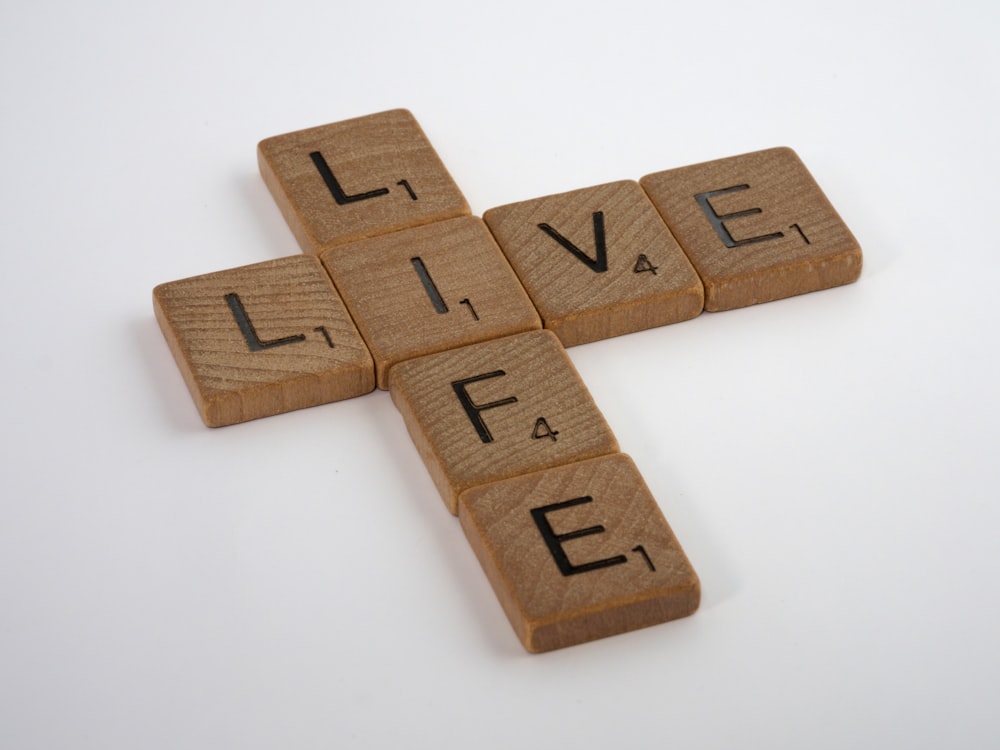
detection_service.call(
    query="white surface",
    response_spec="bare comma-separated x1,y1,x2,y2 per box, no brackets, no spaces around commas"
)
2,1,998,747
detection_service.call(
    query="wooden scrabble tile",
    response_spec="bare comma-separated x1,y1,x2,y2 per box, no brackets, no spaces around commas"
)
153,255,374,427
321,216,542,390
640,148,862,311
258,109,470,254
483,180,704,346
389,330,619,514
459,453,699,652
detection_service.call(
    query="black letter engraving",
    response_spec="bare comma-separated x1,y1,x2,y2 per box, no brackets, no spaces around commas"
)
411,257,449,314
537,211,608,272
695,185,784,248
309,151,390,205
531,496,629,576
632,545,656,571
451,371,518,444
225,293,306,352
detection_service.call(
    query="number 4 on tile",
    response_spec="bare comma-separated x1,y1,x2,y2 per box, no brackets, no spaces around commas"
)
633,254,658,274
532,417,559,442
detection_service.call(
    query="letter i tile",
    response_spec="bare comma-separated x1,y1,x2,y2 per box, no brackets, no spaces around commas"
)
640,147,862,311
153,255,374,427
459,453,700,652
321,216,542,390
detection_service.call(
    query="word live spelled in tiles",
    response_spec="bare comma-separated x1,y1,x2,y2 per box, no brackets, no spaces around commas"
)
153,108,862,651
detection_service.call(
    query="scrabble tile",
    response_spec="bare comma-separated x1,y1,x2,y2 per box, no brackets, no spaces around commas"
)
153,255,374,427
389,330,619,514
258,109,470,254
640,148,862,311
321,216,542,390
459,453,699,652
483,180,704,346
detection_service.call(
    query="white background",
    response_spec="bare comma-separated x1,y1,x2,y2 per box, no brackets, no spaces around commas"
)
2,1,998,747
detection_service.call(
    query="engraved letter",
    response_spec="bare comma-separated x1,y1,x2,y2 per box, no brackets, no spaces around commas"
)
225,293,306,352
537,211,608,272
694,185,784,248
531,496,628,576
451,371,518,444
310,151,390,205
411,257,449,314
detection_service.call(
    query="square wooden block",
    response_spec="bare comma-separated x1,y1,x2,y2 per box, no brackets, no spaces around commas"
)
389,330,619,514
258,109,470,254
459,453,700,652
153,255,375,427
640,148,862,311
321,216,542,390
484,180,704,346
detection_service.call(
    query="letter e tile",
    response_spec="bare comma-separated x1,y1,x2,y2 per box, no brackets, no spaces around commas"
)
258,109,470,253
640,148,862,311
153,255,374,426
459,453,700,652
389,330,619,513
484,180,704,346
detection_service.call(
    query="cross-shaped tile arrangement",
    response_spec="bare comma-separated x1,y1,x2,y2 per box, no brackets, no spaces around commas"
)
153,109,862,652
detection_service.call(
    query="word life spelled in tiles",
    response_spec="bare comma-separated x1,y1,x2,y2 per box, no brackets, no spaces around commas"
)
153,108,862,651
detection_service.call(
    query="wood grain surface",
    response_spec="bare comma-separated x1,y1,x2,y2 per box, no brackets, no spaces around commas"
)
389,330,619,514
321,216,541,389
258,109,469,254
153,255,374,426
484,180,704,346
640,148,862,311
459,453,700,652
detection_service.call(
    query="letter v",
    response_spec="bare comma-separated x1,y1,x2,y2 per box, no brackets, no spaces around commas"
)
537,211,608,273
